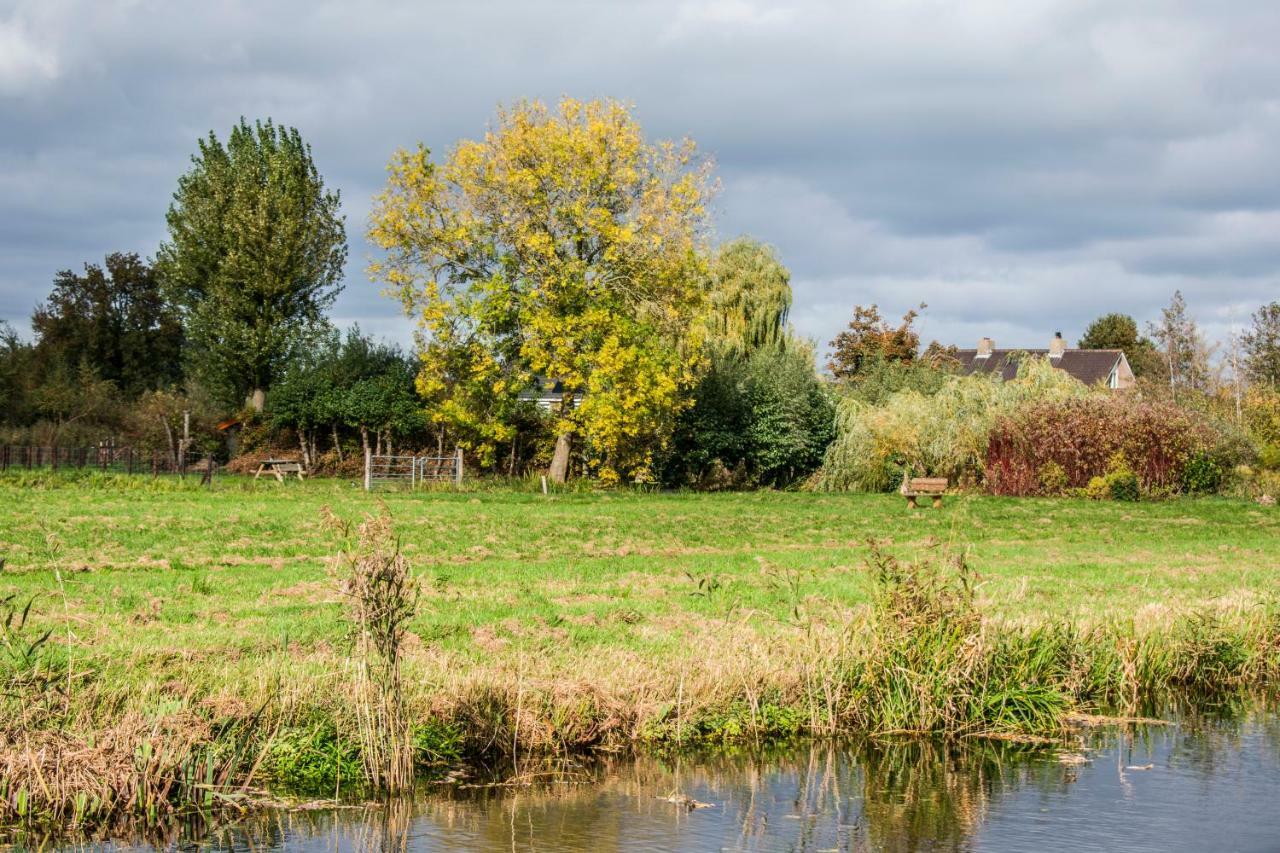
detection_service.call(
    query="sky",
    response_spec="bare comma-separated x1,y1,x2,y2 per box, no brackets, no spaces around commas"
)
2,0,1278,359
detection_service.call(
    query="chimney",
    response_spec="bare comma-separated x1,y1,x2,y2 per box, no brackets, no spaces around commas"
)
1049,331,1066,359
976,337,994,358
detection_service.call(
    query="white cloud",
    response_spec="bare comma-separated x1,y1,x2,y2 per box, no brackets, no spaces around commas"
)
0,16,58,94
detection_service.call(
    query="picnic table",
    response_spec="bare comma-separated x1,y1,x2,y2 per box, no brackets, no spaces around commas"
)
253,458,306,482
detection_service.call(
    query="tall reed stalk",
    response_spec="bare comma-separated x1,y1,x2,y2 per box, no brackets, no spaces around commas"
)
326,506,419,793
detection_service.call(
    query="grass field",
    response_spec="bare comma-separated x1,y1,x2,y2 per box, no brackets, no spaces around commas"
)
1,474,1277,829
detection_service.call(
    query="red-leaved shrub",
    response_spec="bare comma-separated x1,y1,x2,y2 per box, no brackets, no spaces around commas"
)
985,398,1217,496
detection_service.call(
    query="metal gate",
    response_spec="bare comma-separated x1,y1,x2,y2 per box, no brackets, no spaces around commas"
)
364,448,463,490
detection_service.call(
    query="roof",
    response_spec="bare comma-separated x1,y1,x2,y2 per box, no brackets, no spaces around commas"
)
954,349,1125,385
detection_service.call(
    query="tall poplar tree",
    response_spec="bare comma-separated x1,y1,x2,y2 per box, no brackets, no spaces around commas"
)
158,118,346,409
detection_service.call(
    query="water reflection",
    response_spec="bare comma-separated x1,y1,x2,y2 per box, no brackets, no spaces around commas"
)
117,705,1280,851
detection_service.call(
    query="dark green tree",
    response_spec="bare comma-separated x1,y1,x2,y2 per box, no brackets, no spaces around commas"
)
158,118,347,410
1078,312,1160,378
1242,302,1280,389
31,253,182,396
0,322,34,426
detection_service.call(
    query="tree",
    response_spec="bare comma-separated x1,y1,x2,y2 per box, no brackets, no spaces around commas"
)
1242,302,1280,389
1078,312,1160,378
705,238,791,356
158,118,347,410
0,322,34,427
28,359,117,445
369,98,713,484
272,327,423,467
31,253,182,396
1147,291,1212,399
827,304,923,380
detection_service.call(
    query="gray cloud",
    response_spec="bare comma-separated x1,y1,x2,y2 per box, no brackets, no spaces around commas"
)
2,0,1278,358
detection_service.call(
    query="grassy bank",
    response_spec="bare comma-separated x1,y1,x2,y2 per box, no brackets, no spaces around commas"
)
0,474,1277,832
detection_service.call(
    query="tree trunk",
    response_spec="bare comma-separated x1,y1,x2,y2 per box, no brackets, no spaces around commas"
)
250,388,266,413
332,424,343,462
375,431,382,457
548,432,572,484
161,418,176,468
360,426,371,459
299,433,311,470
436,427,444,456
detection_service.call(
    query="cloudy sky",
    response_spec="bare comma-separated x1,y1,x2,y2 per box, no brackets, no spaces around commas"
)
2,0,1278,358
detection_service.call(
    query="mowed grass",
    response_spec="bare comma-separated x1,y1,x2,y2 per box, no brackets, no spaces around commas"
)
0,476,1276,668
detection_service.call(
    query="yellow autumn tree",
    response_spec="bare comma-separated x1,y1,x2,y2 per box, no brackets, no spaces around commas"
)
369,98,714,483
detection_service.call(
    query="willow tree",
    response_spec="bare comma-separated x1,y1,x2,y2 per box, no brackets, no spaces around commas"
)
369,98,714,484
705,238,791,357
158,119,347,410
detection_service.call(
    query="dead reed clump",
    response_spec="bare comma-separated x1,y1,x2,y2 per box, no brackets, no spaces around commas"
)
327,506,419,793
0,713,229,828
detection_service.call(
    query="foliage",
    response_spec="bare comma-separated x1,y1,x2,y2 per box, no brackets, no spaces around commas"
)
31,253,182,396
1104,453,1141,502
663,339,833,489
158,118,347,407
834,355,955,407
827,303,923,381
27,360,118,446
1146,290,1213,399
1242,301,1280,389
1181,450,1223,495
985,398,1221,496
817,356,1088,492
704,238,791,357
1078,312,1161,378
272,327,423,466
1037,461,1068,495
0,323,34,426
369,98,713,484
741,344,836,486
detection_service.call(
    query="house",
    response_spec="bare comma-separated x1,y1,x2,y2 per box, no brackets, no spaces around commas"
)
954,333,1136,390
517,377,584,413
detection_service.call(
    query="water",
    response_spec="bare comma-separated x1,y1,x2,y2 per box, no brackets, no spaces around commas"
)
109,707,1280,851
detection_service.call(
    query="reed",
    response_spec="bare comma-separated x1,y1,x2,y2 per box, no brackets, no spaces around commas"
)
326,506,418,793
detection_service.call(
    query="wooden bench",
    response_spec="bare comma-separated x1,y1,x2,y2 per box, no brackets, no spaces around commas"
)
902,476,948,509
254,459,306,482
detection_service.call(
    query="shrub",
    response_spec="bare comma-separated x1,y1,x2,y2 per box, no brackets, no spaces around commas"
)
1180,450,1223,494
1106,469,1140,503
818,356,1087,491
1037,461,1068,495
1085,476,1110,500
1259,443,1280,471
985,397,1220,496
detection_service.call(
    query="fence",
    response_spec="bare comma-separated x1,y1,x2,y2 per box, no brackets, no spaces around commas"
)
0,445,217,481
364,448,463,491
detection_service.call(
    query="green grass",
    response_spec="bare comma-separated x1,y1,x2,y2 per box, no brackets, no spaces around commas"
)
1,477,1275,650
0,474,1277,831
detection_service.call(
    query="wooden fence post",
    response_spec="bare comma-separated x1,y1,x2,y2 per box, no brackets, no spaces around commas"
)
454,447,464,487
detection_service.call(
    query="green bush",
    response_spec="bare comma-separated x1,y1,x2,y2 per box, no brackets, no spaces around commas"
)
1259,443,1280,471
1107,468,1140,502
1180,450,1223,494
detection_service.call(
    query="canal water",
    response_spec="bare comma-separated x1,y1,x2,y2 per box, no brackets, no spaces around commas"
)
121,704,1280,851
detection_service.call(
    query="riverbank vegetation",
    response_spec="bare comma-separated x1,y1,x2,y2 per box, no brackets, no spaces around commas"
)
0,482,1276,833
